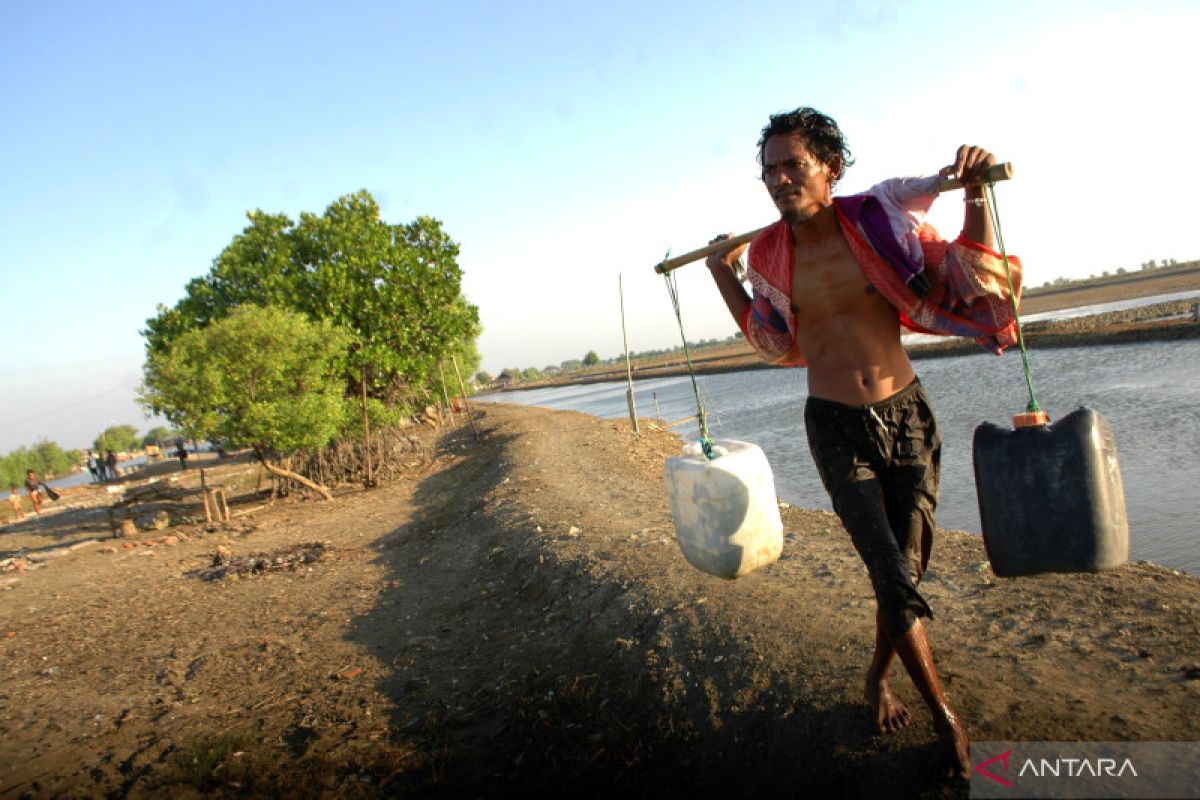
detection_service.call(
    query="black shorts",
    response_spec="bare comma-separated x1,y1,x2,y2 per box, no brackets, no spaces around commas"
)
804,378,941,639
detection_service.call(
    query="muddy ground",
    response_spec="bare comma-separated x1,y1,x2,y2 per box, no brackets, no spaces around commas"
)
2,403,1198,799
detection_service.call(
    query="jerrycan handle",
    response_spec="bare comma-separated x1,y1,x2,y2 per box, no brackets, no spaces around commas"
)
1013,411,1050,428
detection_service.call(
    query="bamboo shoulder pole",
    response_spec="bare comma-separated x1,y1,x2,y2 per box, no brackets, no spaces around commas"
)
653,162,1013,274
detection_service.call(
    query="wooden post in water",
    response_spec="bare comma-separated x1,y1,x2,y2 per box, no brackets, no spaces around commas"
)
653,392,662,421
619,273,640,434
450,355,480,441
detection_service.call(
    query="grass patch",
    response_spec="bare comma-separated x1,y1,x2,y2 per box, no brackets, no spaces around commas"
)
166,729,254,791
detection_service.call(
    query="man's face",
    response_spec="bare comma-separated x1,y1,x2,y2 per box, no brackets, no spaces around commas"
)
761,132,835,225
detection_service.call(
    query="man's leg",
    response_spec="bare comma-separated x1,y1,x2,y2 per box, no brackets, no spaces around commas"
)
806,400,930,735
891,619,970,779
872,479,937,735
828,477,933,735
880,385,968,776
867,608,911,733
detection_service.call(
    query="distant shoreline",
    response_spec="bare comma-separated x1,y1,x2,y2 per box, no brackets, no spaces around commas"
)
501,297,1200,390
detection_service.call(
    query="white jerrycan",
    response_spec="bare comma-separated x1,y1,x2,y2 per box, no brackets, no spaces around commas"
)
664,439,783,579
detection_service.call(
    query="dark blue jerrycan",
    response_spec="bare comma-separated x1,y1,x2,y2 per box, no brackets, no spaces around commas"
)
973,407,1129,577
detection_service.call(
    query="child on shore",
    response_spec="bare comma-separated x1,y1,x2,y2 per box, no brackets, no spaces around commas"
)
8,486,23,519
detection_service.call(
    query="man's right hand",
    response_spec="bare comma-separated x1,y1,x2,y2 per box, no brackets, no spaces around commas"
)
705,233,748,273
703,233,753,327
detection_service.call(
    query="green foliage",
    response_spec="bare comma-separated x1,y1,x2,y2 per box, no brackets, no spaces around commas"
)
582,350,600,367
143,191,480,405
142,426,175,447
449,338,482,388
474,370,493,385
0,440,79,488
521,367,541,381
340,395,410,441
94,424,141,454
140,305,350,456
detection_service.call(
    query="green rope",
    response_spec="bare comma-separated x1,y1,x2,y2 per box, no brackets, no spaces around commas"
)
986,183,1041,414
661,249,716,459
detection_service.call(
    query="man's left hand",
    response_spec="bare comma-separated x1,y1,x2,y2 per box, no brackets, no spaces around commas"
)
951,145,997,187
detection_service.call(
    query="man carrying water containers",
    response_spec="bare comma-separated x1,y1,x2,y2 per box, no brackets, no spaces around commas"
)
704,107,1021,781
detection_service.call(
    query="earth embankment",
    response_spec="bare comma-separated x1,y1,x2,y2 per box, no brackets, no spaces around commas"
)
2,404,1198,798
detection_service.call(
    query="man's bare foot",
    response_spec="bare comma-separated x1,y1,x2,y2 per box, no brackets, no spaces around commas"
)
865,670,912,733
931,712,971,781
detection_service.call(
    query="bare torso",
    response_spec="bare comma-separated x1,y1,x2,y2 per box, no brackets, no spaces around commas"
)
790,212,915,406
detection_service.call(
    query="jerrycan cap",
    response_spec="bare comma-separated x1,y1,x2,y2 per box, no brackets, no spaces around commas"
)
1012,410,1050,429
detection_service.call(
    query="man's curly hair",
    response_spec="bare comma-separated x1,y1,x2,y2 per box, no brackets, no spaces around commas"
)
757,107,854,186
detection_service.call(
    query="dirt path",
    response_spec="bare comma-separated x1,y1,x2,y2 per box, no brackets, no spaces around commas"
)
1,405,1198,798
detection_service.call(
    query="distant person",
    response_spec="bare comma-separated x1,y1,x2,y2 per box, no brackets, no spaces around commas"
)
176,443,189,471
86,450,101,482
8,487,23,519
105,451,118,481
23,470,43,514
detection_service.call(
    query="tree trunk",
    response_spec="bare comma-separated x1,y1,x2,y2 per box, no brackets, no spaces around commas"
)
254,448,334,502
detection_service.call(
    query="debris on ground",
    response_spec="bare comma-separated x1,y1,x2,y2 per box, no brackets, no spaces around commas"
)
189,542,328,581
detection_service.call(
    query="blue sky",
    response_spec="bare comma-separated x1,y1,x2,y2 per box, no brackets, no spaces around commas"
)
2,0,1197,453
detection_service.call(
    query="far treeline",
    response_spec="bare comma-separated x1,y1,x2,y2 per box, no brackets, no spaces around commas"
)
486,257,1200,384
477,333,746,386
91,424,182,455
0,442,78,492
140,190,479,501
0,425,183,491
1032,256,1194,289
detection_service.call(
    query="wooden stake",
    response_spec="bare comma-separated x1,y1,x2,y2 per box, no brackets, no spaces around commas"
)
619,273,640,433
438,362,456,422
450,355,480,441
362,363,374,488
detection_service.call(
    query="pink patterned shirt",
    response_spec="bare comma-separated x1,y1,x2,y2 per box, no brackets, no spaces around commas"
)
739,176,1023,367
